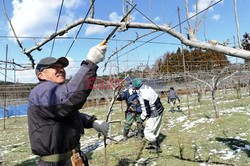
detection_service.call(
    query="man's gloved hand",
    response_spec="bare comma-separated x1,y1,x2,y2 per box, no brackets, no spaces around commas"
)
93,120,109,136
140,113,147,121
86,45,107,64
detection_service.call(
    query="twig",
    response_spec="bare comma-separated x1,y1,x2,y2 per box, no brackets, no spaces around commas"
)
2,0,35,68
103,30,156,72
103,75,129,165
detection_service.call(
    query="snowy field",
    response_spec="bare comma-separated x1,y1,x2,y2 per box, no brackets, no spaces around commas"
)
0,88,250,165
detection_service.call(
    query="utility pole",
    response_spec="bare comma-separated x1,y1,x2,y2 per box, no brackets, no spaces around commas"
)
3,45,8,129
177,7,186,73
116,49,120,77
178,6,190,116
13,59,17,122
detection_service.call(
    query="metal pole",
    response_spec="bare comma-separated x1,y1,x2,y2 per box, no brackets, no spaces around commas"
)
116,47,119,76
3,45,8,129
177,7,186,73
178,7,190,115
13,59,17,122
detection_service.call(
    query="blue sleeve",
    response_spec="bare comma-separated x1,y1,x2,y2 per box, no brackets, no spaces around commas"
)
29,60,98,119
117,90,129,101
79,112,97,128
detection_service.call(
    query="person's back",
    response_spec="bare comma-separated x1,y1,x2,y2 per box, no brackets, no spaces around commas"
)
167,88,179,100
133,78,164,153
167,87,181,112
137,84,164,118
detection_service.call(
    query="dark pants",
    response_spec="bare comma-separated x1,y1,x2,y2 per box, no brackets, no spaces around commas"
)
124,112,143,135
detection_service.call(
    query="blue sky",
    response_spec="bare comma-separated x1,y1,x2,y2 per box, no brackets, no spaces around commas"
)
0,0,249,83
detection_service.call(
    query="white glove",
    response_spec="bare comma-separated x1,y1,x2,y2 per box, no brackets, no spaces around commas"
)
140,113,147,121
86,44,107,64
93,120,109,136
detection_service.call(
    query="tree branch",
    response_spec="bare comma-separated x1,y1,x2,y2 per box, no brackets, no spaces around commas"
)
2,0,35,68
185,0,192,29
23,18,250,59
103,30,156,72
186,74,213,90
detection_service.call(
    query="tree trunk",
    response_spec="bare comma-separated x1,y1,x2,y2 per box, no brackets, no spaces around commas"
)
223,85,227,94
197,91,202,106
211,89,219,118
236,79,241,99
248,79,250,96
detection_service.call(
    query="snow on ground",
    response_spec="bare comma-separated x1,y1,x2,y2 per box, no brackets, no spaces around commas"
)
246,145,250,150
181,106,195,111
81,135,123,153
199,164,211,166
209,148,236,160
167,116,187,129
166,104,248,132
216,99,238,104
219,107,247,115
135,157,150,165
181,118,214,130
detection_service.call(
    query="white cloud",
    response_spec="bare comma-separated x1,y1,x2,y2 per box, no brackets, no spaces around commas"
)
211,14,221,21
153,16,160,22
9,0,83,39
85,25,109,36
109,12,122,21
84,12,126,36
64,57,79,78
188,11,195,18
109,12,136,22
16,56,78,83
192,0,216,12
16,69,38,83
189,0,223,18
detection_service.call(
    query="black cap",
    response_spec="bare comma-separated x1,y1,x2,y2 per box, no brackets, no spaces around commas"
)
35,57,69,76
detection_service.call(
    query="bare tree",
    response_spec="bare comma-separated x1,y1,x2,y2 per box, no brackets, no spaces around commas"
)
187,68,240,118
3,0,250,67
189,82,208,106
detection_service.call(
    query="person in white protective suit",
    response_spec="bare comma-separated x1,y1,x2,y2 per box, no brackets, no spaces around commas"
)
132,78,164,153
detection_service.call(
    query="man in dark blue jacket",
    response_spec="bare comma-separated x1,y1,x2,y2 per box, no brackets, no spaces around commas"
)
117,83,144,141
28,44,109,166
